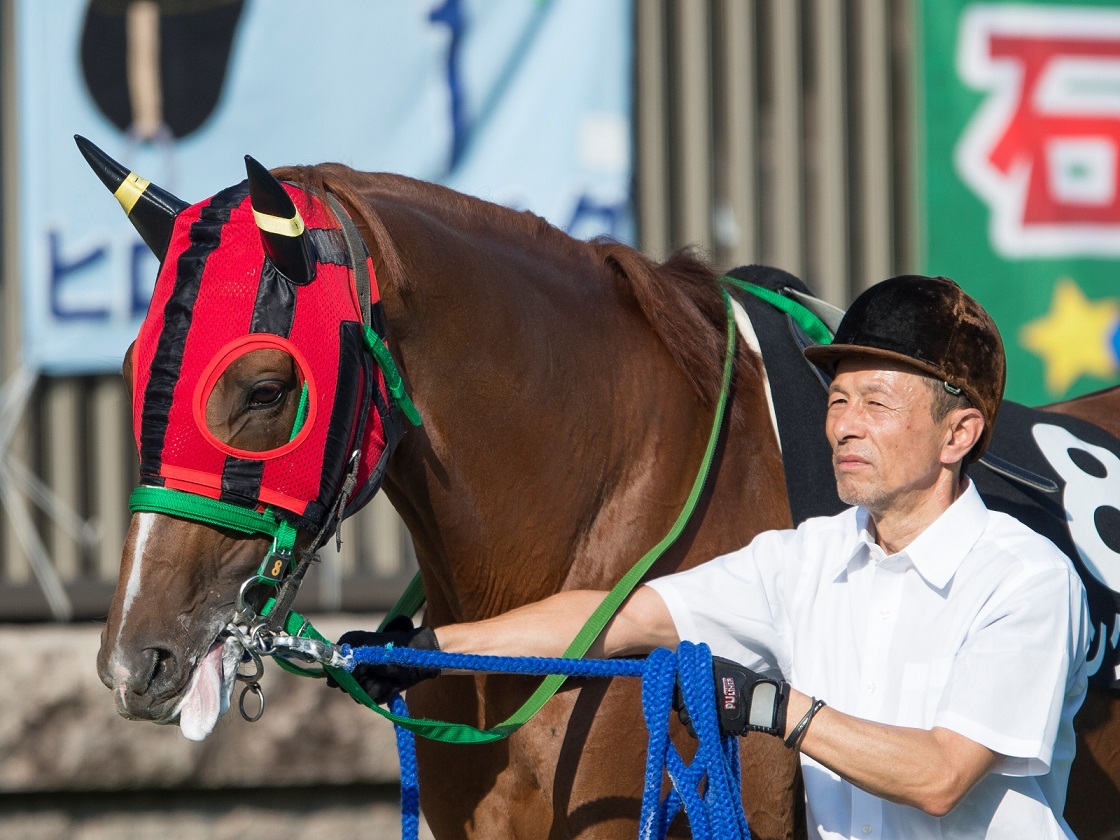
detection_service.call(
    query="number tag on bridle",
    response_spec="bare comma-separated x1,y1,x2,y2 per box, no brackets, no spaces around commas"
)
258,547,293,583
257,528,296,583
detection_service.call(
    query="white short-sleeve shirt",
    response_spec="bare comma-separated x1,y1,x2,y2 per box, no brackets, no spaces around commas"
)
646,480,1089,840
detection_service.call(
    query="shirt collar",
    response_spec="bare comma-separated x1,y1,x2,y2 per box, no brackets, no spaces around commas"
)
834,479,989,589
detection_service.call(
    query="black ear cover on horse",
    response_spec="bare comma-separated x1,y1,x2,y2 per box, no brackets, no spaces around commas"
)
74,134,189,261
245,154,316,285
330,616,441,704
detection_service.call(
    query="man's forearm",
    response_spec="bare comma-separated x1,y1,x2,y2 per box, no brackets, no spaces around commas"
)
787,690,1001,816
434,586,679,660
434,590,610,657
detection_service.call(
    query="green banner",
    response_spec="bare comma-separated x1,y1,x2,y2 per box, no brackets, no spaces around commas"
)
917,0,1120,405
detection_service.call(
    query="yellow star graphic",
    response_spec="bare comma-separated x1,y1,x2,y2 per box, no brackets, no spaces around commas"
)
1020,278,1120,395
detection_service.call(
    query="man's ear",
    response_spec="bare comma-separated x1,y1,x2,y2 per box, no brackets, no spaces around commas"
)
942,407,985,466
122,343,135,402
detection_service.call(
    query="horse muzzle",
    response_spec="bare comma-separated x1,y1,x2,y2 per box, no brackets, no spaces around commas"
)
99,632,243,738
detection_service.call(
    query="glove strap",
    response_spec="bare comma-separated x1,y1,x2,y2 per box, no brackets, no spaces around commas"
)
713,658,789,736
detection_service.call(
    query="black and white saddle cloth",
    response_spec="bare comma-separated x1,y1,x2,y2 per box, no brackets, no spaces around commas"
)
726,265,1120,690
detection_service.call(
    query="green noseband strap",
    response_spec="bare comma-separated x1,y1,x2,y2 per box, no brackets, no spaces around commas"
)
129,486,298,580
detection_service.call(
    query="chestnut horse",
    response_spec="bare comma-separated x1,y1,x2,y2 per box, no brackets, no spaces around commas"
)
81,141,1119,838
85,143,801,839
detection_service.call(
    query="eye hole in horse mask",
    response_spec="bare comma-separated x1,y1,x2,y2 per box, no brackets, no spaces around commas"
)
193,335,317,458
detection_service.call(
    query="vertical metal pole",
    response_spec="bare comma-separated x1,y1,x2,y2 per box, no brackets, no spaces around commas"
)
854,0,894,293
635,0,670,259
893,0,919,274
0,0,30,585
763,0,804,277
370,494,404,579
93,378,128,582
713,0,758,268
672,0,713,255
809,0,849,304
45,380,82,579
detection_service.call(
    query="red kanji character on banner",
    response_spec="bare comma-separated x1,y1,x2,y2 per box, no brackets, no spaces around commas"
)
957,6,1120,256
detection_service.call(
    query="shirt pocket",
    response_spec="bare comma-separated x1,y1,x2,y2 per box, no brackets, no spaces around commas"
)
898,657,953,728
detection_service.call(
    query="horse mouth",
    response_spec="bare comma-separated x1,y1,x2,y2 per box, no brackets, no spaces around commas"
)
169,634,244,740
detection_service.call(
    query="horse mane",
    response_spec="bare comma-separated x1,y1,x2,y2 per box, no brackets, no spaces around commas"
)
592,240,743,412
271,163,746,412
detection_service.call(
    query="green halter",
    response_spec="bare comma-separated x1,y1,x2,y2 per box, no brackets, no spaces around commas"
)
129,486,299,584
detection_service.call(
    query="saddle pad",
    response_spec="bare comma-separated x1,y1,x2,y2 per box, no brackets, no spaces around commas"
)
725,265,1120,688
724,266,844,526
975,402,1120,688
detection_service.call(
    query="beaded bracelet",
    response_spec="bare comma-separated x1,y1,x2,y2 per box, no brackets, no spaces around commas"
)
784,698,827,750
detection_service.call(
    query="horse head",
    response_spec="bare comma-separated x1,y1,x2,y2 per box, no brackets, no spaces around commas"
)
78,136,406,739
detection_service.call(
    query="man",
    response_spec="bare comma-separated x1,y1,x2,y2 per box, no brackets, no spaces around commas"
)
344,276,1090,839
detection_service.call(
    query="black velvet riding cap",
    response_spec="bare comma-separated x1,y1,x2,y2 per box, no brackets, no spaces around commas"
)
804,275,1006,461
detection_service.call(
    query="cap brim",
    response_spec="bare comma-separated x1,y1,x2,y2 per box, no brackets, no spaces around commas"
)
803,343,949,383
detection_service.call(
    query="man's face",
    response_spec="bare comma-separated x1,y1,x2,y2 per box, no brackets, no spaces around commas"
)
825,356,950,517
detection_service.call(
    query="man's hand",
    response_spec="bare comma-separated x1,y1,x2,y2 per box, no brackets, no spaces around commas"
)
329,616,441,704
676,656,790,738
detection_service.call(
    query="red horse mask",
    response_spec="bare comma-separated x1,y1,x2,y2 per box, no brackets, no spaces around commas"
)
78,138,406,534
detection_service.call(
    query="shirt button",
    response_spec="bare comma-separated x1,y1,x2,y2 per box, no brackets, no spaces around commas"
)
866,682,877,694
878,608,890,619
862,825,873,835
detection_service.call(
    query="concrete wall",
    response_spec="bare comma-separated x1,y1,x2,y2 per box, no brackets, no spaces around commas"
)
0,615,434,840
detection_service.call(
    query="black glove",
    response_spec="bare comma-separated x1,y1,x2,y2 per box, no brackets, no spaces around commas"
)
675,656,789,738
328,615,441,704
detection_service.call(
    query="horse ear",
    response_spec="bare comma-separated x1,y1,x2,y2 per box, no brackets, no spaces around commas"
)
245,155,314,285
75,135,189,261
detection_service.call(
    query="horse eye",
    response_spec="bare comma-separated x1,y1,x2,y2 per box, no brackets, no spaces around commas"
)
247,382,285,408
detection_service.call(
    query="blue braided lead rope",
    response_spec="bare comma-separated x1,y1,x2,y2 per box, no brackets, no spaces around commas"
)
344,641,751,840
390,692,421,837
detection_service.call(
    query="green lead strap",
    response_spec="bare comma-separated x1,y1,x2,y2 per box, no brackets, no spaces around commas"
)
377,573,428,632
264,600,516,742
488,288,739,735
274,289,740,744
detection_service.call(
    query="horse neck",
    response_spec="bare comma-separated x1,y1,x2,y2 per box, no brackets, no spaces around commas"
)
372,204,788,624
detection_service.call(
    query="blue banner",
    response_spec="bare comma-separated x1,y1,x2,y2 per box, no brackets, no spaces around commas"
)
16,0,633,373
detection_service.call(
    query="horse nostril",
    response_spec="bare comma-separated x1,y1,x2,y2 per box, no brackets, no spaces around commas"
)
128,647,176,696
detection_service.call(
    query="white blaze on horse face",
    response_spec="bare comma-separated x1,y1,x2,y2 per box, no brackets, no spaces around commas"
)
115,512,156,654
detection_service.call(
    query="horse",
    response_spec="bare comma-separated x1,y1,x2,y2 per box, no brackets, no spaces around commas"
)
81,137,802,839
77,137,1120,838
